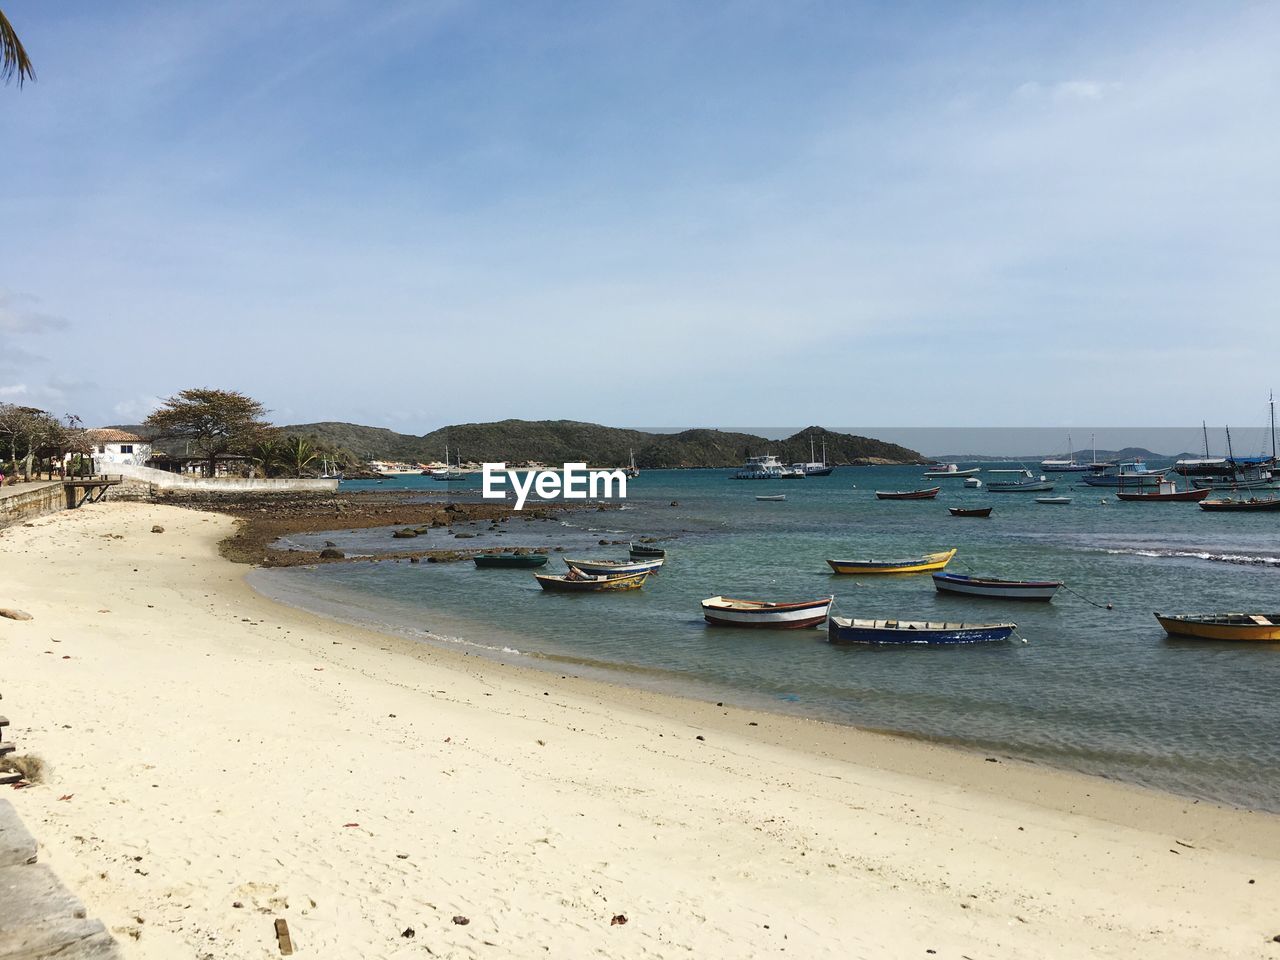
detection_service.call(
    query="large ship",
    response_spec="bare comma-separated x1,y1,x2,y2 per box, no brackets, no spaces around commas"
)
733,455,788,479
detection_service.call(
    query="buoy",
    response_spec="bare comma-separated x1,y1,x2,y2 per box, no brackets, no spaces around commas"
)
1106,602,1113,610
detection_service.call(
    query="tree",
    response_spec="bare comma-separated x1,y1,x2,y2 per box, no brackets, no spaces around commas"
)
0,404,67,479
279,435,318,478
145,388,271,478
1,8,35,87
248,436,282,479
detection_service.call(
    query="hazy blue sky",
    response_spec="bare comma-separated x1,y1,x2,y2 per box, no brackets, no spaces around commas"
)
2,1,1277,433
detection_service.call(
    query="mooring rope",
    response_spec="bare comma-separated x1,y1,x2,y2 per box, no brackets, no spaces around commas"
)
1060,581,1113,610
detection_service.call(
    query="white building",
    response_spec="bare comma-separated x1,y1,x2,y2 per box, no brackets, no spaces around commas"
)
82,428,152,468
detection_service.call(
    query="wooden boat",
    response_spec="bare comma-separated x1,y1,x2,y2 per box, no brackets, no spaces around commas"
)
756,494,787,502
827,549,956,575
922,464,981,478
629,543,666,559
535,570,650,592
828,615,1016,645
1117,480,1211,502
1199,496,1280,512
472,553,549,569
1154,612,1280,641
563,557,664,576
875,487,940,500
702,595,833,629
948,507,992,517
1035,496,1072,505
932,573,1062,601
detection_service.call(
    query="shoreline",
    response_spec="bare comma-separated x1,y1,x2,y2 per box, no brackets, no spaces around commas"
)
3,502,1279,958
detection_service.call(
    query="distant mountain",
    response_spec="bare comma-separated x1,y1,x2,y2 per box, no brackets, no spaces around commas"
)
278,420,922,468
929,448,1198,462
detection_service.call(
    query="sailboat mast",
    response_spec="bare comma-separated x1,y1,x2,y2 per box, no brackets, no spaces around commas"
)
1271,392,1276,462
1202,421,1210,458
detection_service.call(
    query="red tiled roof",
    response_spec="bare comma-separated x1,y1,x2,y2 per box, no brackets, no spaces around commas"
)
83,428,145,444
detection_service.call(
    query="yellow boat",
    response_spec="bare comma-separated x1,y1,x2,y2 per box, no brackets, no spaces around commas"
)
826,548,957,576
1154,613,1280,641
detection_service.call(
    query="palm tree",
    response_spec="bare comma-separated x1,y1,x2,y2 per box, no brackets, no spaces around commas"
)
249,438,282,479
1,8,36,87
280,436,318,479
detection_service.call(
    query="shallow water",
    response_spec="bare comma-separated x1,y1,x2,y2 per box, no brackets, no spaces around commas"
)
252,466,1280,811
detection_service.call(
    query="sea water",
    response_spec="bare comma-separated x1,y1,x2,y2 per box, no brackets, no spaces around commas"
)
251,466,1280,811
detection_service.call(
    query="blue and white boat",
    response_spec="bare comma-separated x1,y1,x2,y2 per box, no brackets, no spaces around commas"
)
564,557,664,576
827,616,1017,645
932,573,1062,601
1080,460,1166,488
733,455,788,480
986,469,1054,493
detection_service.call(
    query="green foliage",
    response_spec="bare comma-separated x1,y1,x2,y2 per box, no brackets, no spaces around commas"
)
145,388,271,477
279,435,318,478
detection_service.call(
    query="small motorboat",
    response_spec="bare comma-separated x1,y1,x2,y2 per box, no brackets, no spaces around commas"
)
563,557,664,576
1154,612,1280,641
756,494,787,502
701,595,834,629
922,464,981,478
828,616,1016,645
1199,496,1280,512
535,569,650,592
875,487,941,500
932,573,1062,601
827,549,957,575
473,553,549,569
965,477,982,488
1116,480,1211,503
948,507,992,517
987,469,1054,493
1036,496,1072,505
629,543,666,559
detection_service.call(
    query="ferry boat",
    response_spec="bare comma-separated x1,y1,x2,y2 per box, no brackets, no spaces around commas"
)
733,455,788,480
1080,460,1166,488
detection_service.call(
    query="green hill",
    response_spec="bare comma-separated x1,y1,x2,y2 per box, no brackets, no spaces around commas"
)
279,420,922,468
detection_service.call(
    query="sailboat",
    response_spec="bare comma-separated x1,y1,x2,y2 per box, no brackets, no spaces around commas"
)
1200,410,1280,510
319,456,344,480
1041,433,1091,473
624,449,640,479
431,445,466,481
795,437,834,477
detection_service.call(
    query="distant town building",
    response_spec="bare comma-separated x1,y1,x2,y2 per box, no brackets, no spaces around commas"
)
82,428,152,467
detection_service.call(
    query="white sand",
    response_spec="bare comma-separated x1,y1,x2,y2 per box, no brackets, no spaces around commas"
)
1,502,1278,959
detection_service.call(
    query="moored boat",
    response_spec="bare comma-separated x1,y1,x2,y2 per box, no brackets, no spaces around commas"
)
986,469,1054,493
1036,496,1072,505
827,615,1016,645
875,487,940,500
826,549,956,575
701,595,834,629
1154,612,1280,641
563,557,664,576
629,543,666,559
1199,495,1280,512
473,553,549,569
535,569,650,592
922,463,981,478
1080,460,1166,488
932,572,1062,601
964,477,982,488
756,494,786,501
1116,480,1211,502
733,455,788,480
948,506,992,517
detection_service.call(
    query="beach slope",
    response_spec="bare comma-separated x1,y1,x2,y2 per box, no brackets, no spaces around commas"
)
1,502,1277,958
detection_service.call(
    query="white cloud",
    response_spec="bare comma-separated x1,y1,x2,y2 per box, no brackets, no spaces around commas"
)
112,396,165,422
0,384,29,398
0,293,70,335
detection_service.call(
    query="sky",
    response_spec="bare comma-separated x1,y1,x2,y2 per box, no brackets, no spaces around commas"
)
2,0,1278,437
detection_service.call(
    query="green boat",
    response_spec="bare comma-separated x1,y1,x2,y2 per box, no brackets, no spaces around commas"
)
472,553,549,569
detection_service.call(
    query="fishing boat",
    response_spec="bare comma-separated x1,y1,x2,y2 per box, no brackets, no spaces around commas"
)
563,557,664,576
922,463,981,478
535,569,650,592
875,487,940,500
948,506,992,517
1199,496,1280,512
826,549,956,575
986,469,1054,493
1036,496,1072,505
932,572,1062,601
628,543,666,559
701,595,834,629
827,616,1016,645
473,553,549,569
1116,480,1211,502
733,455,788,480
1183,408,1277,489
756,494,786,501
1154,612,1280,641
1080,460,1166,488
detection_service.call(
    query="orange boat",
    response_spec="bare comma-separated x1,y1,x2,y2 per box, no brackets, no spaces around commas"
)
1154,613,1280,641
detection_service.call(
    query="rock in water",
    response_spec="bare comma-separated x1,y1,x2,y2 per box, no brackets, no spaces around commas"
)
319,548,345,559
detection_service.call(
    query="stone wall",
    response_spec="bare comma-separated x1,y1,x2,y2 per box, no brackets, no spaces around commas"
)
0,482,65,529
104,463,340,497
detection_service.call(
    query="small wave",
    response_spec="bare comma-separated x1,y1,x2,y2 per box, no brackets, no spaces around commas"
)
1103,548,1280,566
414,627,523,656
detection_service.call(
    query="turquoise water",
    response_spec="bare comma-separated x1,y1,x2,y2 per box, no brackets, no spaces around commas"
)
253,466,1280,811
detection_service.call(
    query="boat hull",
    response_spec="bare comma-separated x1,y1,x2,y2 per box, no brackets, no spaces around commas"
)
473,554,549,568
629,544,666,559
826,549,957,575
701,596,833,629
828,616,1016,645
948,507,992,517
932,573,1061,601
1116,488,1211,502
875,487,940,500
1155,613,1280,641
988,480,1054,492
922,468,981,478
1199,498,1280,511
564,558,664,576
535,571,650,592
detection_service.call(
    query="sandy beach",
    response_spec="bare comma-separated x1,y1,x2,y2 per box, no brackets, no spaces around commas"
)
1,502,1278,959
